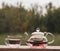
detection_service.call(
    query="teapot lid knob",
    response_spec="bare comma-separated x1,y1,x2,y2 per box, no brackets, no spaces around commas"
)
36,28,40,32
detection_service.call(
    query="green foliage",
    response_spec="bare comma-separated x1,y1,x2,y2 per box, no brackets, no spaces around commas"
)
45,2,60,33
0,2,60,33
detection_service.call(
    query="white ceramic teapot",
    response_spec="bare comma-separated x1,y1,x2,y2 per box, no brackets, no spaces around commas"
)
26,28,54,48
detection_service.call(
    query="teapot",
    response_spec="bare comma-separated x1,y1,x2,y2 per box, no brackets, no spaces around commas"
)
26,28,54,48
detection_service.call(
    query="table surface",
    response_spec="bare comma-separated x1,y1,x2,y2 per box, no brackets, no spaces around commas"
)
0,45,60,49
0,45,60,51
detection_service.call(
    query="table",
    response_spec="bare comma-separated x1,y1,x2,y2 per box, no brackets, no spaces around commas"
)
0,45,60,51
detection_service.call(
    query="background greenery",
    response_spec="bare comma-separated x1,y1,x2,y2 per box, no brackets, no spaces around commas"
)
0,2,60,45
0,2,60,33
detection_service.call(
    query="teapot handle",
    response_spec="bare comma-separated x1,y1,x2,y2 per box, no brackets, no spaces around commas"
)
45,32,55,44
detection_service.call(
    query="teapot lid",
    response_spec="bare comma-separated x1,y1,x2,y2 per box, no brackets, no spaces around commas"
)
32,28,44,35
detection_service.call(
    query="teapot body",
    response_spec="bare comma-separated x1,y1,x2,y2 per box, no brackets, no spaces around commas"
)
26,28,54,48
27,34,48,48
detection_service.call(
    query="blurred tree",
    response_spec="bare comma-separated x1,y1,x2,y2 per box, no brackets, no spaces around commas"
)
0,2,60,34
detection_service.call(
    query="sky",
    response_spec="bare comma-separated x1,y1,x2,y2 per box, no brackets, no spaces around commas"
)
0,0,60,9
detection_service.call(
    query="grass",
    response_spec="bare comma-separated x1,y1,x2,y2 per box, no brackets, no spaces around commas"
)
51,34,60,46
0,33,60,46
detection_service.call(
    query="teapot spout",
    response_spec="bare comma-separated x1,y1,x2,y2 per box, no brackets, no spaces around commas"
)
24,32,29,40
24,32,28,36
